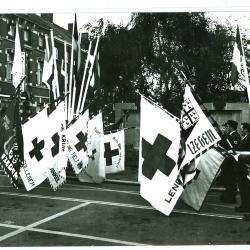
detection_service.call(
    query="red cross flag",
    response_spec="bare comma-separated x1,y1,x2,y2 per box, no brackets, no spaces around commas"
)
78,112,105,183
20,102,67,191
20,108,49,191
103,129,125,174
66,109,89,175
139,96,183,216
44,101,67,190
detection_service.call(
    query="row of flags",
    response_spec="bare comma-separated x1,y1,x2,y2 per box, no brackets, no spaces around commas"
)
0,15,124,191
0,95,125,191
139,85,223,216
0,17,249,217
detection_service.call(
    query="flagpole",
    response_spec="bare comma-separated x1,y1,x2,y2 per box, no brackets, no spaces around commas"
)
63,40,68,122
80,36,100,113
68,20,75,122
71,79,77,120
76,41,93,115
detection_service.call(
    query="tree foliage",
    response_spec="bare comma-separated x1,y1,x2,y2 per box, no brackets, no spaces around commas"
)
84,13,235,113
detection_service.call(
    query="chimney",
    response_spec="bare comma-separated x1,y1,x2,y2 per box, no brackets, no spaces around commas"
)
68,23,73,34
41,13,53,23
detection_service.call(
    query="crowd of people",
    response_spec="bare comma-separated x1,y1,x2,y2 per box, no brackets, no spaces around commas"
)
219,120,250,213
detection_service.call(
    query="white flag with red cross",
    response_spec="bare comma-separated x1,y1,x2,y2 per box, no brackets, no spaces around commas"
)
103,130,125,174
139,96,183,216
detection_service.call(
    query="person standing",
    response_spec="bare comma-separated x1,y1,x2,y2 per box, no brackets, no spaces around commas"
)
220,120,241,203
234,123,250,212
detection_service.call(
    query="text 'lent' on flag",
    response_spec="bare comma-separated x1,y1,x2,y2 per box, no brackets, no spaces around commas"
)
139,96,183,216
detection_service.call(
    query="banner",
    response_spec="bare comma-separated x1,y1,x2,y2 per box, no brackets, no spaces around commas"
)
44,101,67,190
103,130,125,174
180,85,221,169
20,108,48,190
0,95,23,187
181,148,225,211
139,96,182,216
78,112,105,183
66,110,89,175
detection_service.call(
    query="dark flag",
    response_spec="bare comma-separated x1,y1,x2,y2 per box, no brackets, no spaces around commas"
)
0,89,24,188
72,14,82,114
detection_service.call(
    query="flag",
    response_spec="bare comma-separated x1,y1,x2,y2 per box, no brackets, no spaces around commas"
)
20,108,48,190
20,102,66,191
69,14,82,116
179,85,221,169
11,23,23,88
231,26,250,104
139,96,182,216
44,101,67,190
89,52,100,89
78,112,105,183
103,129,125,174
66,109,89,175
231,25,244,88
0,90,24,187
42,33,60,101
181,148,225,211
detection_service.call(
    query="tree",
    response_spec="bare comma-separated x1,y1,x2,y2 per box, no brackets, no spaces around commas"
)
84,13,236,117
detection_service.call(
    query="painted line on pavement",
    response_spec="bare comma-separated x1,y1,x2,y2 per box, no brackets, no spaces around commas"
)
0,202,90,242
0,191,243,220
0,223,148,246
174,209,243,220
0,184,139,195
204,202,236,209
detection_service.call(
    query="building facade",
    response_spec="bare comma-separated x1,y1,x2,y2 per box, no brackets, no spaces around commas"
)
0,13,78,119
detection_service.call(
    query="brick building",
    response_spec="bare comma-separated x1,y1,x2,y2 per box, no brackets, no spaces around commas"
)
0,13,84,118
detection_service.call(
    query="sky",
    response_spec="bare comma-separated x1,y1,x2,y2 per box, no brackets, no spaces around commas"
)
53,13,132,31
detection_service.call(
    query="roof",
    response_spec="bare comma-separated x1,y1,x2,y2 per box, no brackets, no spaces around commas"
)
14,14,72,44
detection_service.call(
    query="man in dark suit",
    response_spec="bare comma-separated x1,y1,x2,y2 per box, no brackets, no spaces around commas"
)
220,120,241,203
234,123,250,212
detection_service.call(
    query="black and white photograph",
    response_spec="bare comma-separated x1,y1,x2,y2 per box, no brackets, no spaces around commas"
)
1,0,250,248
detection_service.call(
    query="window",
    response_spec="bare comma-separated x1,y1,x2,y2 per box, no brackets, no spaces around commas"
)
26,56,32,84
38,36,45,48
8,24,15,37
6,49,14,82
24,30,31,45
37,59,43,86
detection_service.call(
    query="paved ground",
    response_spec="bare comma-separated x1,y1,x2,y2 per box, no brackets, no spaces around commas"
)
0,173,249,247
